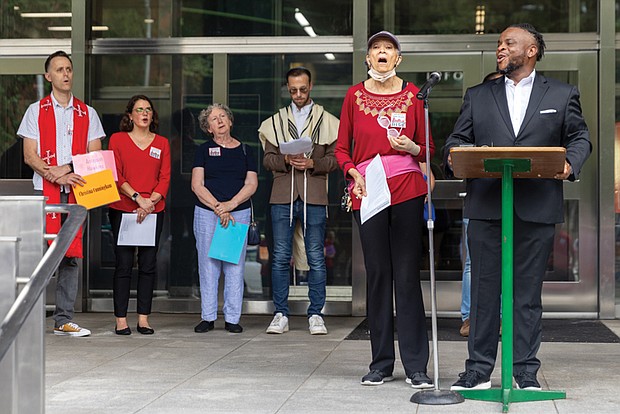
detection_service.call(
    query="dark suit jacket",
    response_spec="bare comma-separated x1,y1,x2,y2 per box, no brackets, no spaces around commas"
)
445,73,591,224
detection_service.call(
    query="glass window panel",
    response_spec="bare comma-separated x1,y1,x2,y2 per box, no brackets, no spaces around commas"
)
90,0,173,39
228,53,353,290
91,0,352,38
370,0,597,35
0,74,45,179
1,0,72,39
545,202,579,282
181,0,352,36
93,55,172,88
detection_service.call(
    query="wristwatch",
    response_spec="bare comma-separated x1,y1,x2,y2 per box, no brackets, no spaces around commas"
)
131,192,140,201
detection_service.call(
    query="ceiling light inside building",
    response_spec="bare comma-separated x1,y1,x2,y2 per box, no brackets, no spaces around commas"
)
48,26,109,32
294,8,331,60
294,8,310,27
303,26,317,37
21,12,72,18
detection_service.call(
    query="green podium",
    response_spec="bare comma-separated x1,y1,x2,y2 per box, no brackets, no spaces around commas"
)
449,147,567,413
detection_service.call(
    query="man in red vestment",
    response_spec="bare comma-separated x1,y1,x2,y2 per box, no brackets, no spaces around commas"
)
17,51,105,336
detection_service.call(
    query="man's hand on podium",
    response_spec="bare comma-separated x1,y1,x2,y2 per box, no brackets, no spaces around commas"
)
554,160,572,180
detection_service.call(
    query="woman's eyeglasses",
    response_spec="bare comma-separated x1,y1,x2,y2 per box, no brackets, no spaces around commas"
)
134,107,153,114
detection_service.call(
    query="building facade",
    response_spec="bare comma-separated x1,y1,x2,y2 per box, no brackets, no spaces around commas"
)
0,0,617,318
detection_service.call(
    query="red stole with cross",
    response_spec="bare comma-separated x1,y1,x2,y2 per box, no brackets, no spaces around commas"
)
39,95,89,258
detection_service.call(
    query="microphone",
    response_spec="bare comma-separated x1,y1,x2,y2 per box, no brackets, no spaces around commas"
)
416,72,442,100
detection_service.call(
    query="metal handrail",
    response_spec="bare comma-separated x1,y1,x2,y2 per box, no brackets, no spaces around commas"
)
0,203,87,361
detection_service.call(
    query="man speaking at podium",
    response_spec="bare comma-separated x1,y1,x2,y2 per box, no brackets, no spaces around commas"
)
444,23,591,391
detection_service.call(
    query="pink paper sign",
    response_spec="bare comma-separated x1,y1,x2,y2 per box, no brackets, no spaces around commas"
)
72,150,118,181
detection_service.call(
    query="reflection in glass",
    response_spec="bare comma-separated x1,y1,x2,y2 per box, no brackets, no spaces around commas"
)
91,0,173,39
93,55,172,88
91,0,351,38
1,0,72,39
547,201,579,281
0,75,43,179
370,0,597,35
180,0,352,37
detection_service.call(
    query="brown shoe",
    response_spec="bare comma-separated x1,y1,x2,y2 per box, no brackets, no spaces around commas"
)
459,319,470,337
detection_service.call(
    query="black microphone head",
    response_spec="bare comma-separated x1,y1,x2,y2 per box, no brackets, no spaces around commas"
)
416,71,442,100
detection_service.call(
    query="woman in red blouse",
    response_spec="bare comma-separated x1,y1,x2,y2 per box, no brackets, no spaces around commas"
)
335,31,435,388
108,95,171,335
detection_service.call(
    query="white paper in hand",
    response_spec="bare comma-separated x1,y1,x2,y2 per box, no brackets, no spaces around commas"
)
279,136,313,155
117,213,156,246
360,154,391,224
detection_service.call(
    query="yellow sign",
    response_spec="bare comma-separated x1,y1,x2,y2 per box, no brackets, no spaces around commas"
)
72,169,120,210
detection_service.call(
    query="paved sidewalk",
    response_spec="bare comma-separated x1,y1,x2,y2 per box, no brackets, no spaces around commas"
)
45,314,620,413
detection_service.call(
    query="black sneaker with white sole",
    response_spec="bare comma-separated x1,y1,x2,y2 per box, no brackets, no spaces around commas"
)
514,371,541,390
361,370,394,385
406,371,434,389
450,370,491,390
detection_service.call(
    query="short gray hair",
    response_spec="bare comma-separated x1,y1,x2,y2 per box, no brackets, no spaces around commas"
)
198,103,234,135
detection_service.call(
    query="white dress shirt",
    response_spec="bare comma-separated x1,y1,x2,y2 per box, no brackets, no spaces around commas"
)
505,69,536,136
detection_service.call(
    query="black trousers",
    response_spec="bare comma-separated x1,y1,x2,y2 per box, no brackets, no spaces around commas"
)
108,208,165,317
354,197,429,376
466,216,555,377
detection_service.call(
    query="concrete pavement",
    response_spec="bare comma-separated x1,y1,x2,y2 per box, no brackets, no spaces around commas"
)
45,314,620,413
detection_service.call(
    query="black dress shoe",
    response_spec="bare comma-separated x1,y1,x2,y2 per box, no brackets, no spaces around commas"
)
115,326,131,335
194,320,214,333
136,324,154,335
225,322,243,333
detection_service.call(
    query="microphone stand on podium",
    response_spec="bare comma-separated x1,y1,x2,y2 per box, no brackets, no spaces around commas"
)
410,73,464,406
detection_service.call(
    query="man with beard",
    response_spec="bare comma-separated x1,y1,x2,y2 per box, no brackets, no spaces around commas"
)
444,23,591,390
259,67,339,335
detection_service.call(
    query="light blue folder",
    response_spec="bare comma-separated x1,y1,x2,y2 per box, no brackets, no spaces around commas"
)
207,221,249,264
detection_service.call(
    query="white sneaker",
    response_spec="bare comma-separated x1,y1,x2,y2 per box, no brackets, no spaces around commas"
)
266,312,289,334
54,322,91,337
308,315,327,335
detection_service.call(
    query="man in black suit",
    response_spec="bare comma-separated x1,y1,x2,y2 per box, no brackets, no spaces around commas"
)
445,23,591,391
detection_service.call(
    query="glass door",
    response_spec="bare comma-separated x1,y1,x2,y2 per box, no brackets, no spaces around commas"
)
396,51,598,316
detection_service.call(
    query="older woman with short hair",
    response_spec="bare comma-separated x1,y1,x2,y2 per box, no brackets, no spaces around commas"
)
335,31,434,387
191,103,258,334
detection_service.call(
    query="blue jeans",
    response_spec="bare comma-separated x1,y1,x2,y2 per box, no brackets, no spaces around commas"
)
461,218,471,321
270,200,327,317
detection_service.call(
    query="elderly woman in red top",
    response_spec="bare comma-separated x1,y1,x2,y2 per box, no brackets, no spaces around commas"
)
108,95,171,335
335,31,434,388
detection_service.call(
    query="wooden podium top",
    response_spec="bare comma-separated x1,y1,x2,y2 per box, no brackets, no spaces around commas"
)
449,147,566,179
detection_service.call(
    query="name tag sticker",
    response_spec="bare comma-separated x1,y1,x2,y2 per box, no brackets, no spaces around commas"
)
209,147,221,157
149,147,161,159
390,113,406,128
